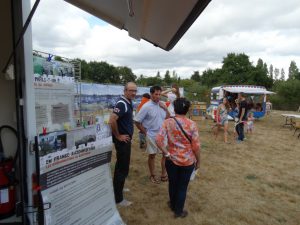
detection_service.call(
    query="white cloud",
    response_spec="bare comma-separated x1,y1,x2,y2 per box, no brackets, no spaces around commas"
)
32,0,300,79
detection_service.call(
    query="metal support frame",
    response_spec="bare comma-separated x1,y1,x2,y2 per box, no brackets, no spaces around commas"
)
2,0,40,74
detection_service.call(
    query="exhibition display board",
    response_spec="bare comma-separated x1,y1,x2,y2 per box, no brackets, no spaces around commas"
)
33,53,124,225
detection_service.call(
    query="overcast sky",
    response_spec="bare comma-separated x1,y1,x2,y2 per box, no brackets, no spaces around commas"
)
31,0,300,79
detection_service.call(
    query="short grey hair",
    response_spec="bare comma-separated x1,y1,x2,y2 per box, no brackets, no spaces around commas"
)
124,82,136,91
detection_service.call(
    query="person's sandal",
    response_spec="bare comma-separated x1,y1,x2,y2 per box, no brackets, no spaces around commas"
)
150,175,160,184
161,175,168,182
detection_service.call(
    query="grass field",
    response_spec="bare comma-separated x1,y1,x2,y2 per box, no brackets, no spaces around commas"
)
112,110,300,225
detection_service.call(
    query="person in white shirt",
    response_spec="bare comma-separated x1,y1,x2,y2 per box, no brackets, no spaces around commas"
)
266,100,272,115
134,85,170,184
161,84,180,117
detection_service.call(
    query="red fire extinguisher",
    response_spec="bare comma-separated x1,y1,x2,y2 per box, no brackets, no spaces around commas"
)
0,125,18,219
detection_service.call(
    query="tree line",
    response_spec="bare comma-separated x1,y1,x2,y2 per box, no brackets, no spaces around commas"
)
67,53,300,111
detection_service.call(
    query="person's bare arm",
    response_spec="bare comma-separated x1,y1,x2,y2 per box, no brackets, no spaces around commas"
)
195,149,200,169
216,105,221,124
134,121,147,135
190,122,201,169
161,88,172,97
109,113,130,142
159,101,170,119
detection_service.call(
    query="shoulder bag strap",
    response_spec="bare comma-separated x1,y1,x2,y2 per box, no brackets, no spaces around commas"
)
172,117,192,143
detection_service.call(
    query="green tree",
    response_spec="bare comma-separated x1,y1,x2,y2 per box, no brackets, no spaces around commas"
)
248,59,273,88
88,61,120,83
172,70,178,81
136,74,147,86
179,79,194,89
144,76,163,86
274,68,280,80
200,68,223,87
280,68,285,81
256,58,264,69
117,66,136,84
288,60,299,80
164,70,172,84
221,53,253,84
156,71,162,79
191,71,201,82
54,55,65,62
297,72,300,80
271,79,300,110
269,64,274,80
177,76,181,83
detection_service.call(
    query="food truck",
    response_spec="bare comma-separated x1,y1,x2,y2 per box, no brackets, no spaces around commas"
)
208,85,275,120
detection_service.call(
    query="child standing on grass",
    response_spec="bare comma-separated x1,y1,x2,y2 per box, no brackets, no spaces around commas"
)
247,112,254,134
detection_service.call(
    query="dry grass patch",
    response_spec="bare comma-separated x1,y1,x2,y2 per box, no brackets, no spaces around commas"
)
112,110,300,225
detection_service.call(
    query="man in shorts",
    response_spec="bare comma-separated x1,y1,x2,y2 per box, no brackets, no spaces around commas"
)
134,85,170,184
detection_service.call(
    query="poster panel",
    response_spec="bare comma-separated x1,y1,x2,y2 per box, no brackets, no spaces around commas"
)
38,122,124,225
34,82,75,133
32,53,124,224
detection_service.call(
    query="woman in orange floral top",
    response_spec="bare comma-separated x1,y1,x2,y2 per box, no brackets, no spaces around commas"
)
156,98,200,218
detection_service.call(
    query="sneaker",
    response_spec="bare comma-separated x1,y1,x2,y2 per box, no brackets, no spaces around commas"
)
174,210,188,218
236,140,242,144
117,199,132,207
123,188,130,192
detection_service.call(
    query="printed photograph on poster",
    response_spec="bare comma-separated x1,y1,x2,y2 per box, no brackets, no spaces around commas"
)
33,54,75,84
51,103,70,124
71,126,97,149
39,131,67,157
35,83,75,133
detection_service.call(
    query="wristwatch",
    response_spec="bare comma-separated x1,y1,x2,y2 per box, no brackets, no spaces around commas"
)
164,152,170,158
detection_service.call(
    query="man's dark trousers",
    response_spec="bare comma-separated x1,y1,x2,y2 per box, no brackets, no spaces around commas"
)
236,122,245,141
113,140,131,203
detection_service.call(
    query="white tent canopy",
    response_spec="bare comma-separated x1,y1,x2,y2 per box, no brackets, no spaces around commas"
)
212,85,275,95
65,0,211,51
222,85,275,94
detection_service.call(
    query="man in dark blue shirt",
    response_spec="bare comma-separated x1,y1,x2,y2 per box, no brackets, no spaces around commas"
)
109,82,137,207
236,92,248,142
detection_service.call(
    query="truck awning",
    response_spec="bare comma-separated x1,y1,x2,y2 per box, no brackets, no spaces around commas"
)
222,86,275,95
65,0,211,51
